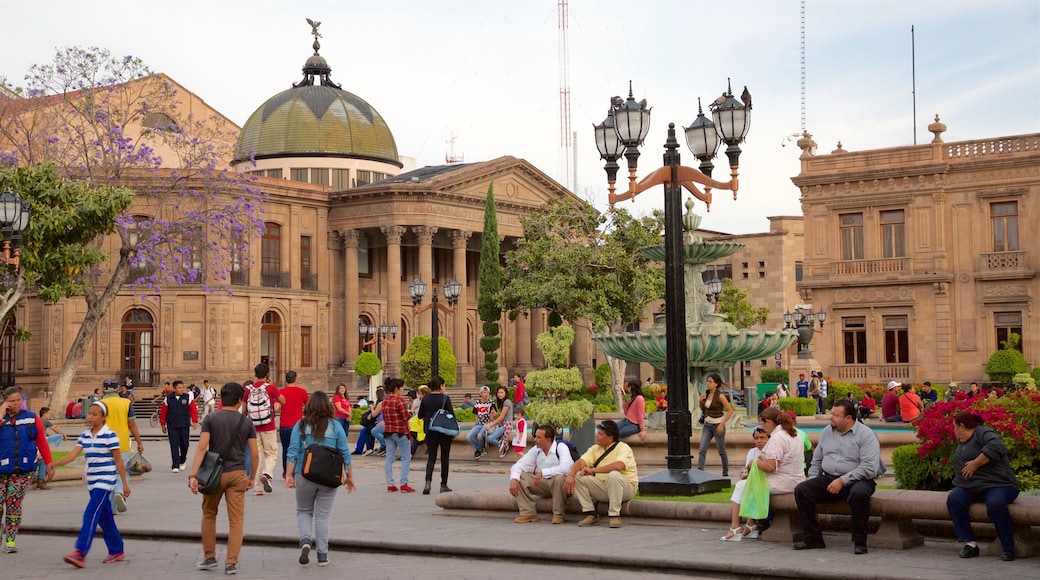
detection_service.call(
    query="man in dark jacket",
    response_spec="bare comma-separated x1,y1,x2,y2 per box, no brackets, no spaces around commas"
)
160,380,199,472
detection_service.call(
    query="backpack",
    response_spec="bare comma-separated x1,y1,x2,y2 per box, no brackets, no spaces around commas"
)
246,382,273,425
554,438,581,462
360,409,376,428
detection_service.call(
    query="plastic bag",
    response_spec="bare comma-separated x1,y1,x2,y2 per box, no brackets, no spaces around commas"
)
739,461,770,519
125,451,153,475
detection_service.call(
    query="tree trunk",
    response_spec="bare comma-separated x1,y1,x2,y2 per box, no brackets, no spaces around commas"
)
0,271,26,325
607,353,627,411
48,257,131,409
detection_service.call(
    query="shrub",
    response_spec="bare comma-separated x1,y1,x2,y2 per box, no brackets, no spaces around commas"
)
526,399,594,430
1013,372,1036,390
526,367,585,398
353,352,382,377
644,400,657,414
760,368,789,384
400,335,457,388
593,364,612,390
1018,470,1040,491
778,398,817,416
595,403,617,413
984,333,1028,383
892,444,937,490
453,408,475,423
1033,367,1040,385
827,381,864,408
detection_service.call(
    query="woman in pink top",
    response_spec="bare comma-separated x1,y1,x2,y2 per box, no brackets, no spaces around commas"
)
331,384,352,440
616,380,646,440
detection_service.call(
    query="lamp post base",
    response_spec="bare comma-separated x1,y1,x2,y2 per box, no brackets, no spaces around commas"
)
638,468,732,496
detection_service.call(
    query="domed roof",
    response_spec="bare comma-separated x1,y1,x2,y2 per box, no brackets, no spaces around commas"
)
234,27,401,167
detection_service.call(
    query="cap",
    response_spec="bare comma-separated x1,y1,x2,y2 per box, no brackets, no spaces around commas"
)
887,380,901,390
479,385,491,393
102,378,120,391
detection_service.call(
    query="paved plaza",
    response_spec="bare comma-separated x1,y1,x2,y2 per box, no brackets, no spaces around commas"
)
6,429,1037,579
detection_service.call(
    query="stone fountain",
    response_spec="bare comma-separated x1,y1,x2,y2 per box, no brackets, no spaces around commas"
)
593,199,797,493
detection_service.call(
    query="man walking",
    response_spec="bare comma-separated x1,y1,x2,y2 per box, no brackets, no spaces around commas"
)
244,363,280,495
565,420,638,528
277,371,308,479
189,382,258,576
100,379,144,513
793,399,883,555
509,424,574,524
160,380,199,473
200,380,217,419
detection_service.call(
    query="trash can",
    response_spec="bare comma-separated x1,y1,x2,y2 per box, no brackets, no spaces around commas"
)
745,385,758,418
570,413,596,455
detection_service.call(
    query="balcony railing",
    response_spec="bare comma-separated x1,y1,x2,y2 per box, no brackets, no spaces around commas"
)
832,364,916,383
261,270,291,288
831,258,912,277
301,272,318,290
981,250,1026,271
230,269,249,286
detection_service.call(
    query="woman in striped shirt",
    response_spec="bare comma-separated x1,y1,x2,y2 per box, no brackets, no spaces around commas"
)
52,401,131,568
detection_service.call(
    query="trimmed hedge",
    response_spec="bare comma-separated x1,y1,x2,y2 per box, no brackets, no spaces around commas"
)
778,398,817,416
760,368,789,384
892,443,937,490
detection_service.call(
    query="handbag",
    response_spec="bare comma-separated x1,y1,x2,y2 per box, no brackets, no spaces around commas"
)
428,396,461,436
301,443,346,488
408,414,426,442
739,461,770,519
196,451,225,495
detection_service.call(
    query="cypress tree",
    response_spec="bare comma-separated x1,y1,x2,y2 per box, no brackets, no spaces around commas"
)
478,182,503,387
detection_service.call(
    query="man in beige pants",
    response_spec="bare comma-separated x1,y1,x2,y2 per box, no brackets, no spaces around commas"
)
509,424,574,524
565,420,638,528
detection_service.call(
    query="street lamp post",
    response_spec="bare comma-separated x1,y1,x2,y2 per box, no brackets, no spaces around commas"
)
0,188,31,268
358,318,398,362
784,306,827,359
595,80,750,492
409,278,462,380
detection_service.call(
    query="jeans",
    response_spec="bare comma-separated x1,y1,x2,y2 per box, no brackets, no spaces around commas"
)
201,470,249,565
353,426,371,453
336,418,351,444
817,395,826,415
279,426,294,477
795,474,876,546
295,474,339,556
37,435,64,479
616,418,640,439
947,485,1019,553
372,423,386,449
486,425,506,448
467,424,487,451
167,425,190,469
697,423,730,475
76,487,123,556
384,433,412,486
424,432,452,485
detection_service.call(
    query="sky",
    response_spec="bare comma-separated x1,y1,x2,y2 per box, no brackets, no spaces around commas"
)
1,0,1038,234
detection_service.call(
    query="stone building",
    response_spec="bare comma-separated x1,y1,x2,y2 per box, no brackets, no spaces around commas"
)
791,123,1039,384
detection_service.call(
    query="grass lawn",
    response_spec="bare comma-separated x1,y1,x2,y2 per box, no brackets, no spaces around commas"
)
52,450,72,469
636,484,897,504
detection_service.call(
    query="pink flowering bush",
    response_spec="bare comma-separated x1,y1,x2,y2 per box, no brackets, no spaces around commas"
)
911,389,1040,488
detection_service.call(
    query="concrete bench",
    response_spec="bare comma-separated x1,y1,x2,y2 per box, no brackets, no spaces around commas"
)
761,488,1040,558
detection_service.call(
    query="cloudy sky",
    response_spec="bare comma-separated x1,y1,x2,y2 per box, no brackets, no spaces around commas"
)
1,0,1037,234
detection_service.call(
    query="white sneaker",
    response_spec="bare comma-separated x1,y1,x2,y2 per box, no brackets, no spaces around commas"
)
114,493,127,513
180,463,187,470
172,467,179,473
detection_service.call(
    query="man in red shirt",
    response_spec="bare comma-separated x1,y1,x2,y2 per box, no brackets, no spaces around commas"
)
512,374,527,407
277,370,308,479
244,363,280,495
881,381,901,422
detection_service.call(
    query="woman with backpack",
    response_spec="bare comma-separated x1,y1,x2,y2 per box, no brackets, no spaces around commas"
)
285,391,354,567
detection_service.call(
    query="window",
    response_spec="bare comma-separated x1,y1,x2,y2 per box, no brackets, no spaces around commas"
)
702,264,733,282
758,261,765,268
127,215,154,281
142,112,178,132
758,271,765,278
265,169,283,179
742,262,748,269
357,170,373,186
332,169,350,189
995,311,1023,352
261,311,281,383
795,261,803,282
261,223,288,287
183,242,204,283
300,236,316,290
991,202,1019,252
840,213,864,260
231,241,248,286
880,210,905,258
0,316,15,388
373,172,389,183
884,315,909,363
311,168,329,186
300,326,312,368
358,233,371,277
290,168,308,182
842,316,867,364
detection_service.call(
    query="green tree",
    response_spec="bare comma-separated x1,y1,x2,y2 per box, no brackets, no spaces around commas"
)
984,333,1028,383
477,182,503,387
400,335,457,388
501,198,664,409
353,351,382,378
525,327,594,429
0,164,133,322
716,278,769,329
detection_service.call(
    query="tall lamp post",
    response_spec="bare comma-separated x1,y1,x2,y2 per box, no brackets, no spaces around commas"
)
409,278,462,380
0,189,31,268
595,80,750,492
358,319,398,362
784,306,826,359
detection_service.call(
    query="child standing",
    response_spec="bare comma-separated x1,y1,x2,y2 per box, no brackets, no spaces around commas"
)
511,407,527,455
52,401,131,568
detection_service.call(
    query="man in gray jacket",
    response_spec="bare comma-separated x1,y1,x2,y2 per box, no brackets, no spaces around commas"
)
509,424,574,524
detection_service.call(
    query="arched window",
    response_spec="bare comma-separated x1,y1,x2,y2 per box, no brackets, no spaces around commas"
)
261,223,288,287
0,316,15,388
122,309,154,386
261,310,281,383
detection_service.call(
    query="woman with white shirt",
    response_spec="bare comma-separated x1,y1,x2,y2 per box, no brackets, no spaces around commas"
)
721,406,806,541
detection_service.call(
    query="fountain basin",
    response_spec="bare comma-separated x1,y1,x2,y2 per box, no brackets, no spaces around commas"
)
593,327,798,368
641,240,746,263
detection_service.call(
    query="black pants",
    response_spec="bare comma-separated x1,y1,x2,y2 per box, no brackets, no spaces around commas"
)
424,432,452,485
167,425,190,468
794,474,876,546
279,426,293,477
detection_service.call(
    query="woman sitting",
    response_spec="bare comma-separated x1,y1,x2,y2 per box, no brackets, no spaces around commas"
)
721,407,806,541
946,410,1019,561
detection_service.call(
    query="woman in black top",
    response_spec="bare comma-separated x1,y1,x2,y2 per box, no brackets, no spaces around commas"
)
417,376,453,495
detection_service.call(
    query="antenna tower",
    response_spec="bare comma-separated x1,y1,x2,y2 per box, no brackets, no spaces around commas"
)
558,0,574,192
445,133,464,164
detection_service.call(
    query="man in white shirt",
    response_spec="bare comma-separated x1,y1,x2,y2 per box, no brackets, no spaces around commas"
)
509,424,574,524
200,380,217,419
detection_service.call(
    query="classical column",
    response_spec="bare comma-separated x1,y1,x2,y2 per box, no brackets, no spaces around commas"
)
381,225,406,367
515,310,532,373
340,229,360,366
573,321,593,379
450,230,472,373
414,226,437,337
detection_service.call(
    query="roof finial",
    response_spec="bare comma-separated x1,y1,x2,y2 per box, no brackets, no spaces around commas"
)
306,18,322,54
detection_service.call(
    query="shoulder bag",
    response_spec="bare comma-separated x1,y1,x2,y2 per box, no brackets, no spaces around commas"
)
301,427,346,488
428,395,461,437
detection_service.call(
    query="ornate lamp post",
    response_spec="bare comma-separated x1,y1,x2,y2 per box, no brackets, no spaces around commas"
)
0,189,30,268
409,278,462,379
595,80,750,491
358,318,398,363
705,276,723,311
784,306,827,359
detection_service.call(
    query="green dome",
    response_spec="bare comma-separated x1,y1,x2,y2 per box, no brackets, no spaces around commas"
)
235,84,401,166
